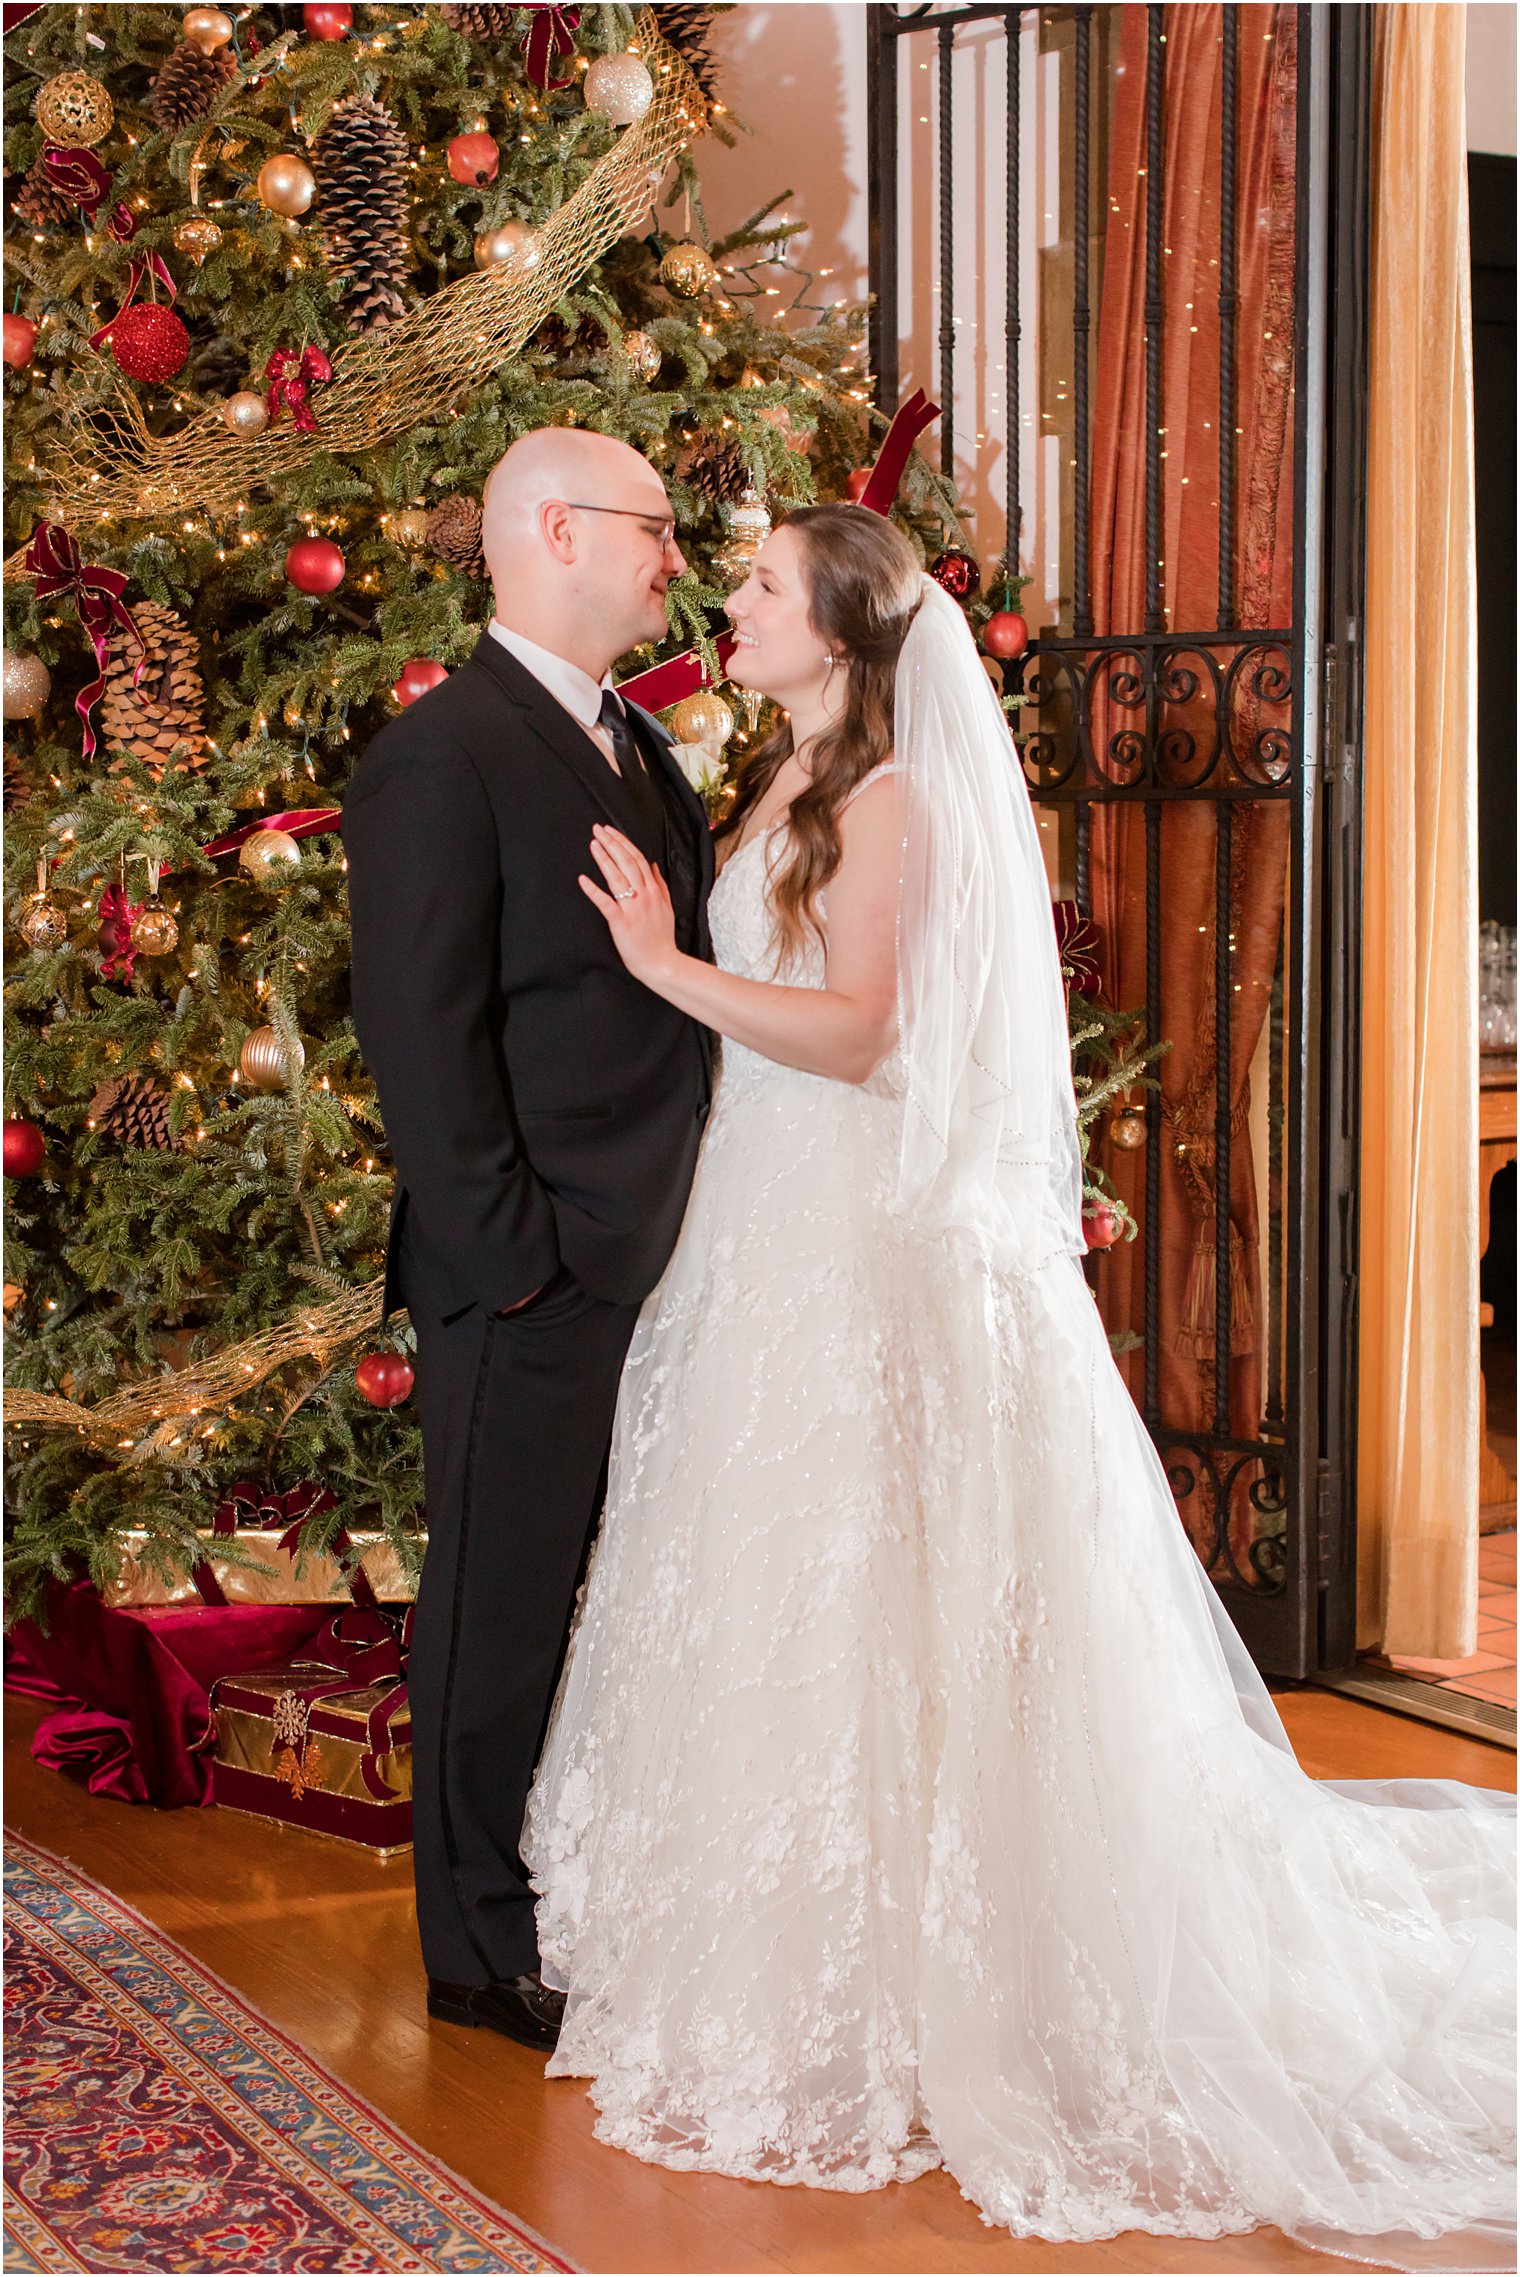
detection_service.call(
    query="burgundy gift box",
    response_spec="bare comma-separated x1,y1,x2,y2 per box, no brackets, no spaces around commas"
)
210,1607,412,1855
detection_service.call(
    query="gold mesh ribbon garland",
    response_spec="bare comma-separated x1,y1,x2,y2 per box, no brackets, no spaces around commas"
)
4,1280,386,1462
10,13,706,547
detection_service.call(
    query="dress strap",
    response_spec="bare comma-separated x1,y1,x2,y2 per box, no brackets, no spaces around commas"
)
840,762,899,810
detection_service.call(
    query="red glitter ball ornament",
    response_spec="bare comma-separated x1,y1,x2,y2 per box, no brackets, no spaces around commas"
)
448,131,500,186
393,658,448,708
109,305,190,384
285,536,346,593
929,548,981,604
303,0,352,35
3,1119,45,1178
355,1351,415,1408
3,314,37,369
1083,1202,1122,1252
982,609,1028,660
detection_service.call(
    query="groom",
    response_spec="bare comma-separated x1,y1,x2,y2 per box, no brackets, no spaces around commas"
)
344,430,714,2048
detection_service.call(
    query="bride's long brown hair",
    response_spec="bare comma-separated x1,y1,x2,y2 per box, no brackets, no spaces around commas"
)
714,504,924,967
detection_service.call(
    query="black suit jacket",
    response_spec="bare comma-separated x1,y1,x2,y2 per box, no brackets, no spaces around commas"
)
343,631,715,1319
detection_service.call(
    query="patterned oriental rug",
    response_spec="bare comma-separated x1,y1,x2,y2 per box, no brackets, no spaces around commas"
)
3,1835,575,2275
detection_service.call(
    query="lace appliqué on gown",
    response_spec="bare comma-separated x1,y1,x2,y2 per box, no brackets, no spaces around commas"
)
523,801,1516,2256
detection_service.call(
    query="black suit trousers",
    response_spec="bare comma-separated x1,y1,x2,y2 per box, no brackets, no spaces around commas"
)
407,1257,641,1986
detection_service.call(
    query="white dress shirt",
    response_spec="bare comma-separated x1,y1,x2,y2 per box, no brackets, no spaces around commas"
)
487,619,623,773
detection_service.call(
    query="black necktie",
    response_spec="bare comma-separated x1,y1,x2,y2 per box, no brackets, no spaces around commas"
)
598,687,664,837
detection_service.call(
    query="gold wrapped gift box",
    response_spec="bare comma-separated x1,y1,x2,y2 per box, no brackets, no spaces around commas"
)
101,1527,423,1608
211,1660,412,1854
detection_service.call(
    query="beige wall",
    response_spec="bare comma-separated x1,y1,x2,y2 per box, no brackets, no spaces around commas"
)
1465,1,1517,152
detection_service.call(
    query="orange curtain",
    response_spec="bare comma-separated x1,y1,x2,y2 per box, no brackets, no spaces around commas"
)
1356,6,1479,1661
1088,6,1298,1567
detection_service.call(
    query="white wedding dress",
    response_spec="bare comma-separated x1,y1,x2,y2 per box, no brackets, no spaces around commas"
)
523,608,1515,2268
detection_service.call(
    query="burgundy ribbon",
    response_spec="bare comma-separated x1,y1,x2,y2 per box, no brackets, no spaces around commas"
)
87,250,178,353
24,522,144,761
40,144,110,212
200,809,342,863
96,883,142,981
263,346,334,435
1054,900,1103,999
522,4,580,89
192,1479,340,1607
618,390,942,716
288,1605,412,1799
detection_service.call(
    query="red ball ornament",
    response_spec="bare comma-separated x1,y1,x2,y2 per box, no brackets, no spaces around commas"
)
929,548,981,604
303,0,352,35
844,468,872,504
982,609,1028,660
108,303,191,384
3,1119,45,1178
3,314,37,369
448,131,500,187
393,658,448,708
355,1351,415,1408
285,536,346,594
1083,1202,1122,1253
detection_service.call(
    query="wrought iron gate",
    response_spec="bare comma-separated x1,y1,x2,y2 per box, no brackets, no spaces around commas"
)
866,2,1371,1676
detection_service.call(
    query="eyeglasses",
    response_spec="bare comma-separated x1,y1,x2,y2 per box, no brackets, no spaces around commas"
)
559,501,678,550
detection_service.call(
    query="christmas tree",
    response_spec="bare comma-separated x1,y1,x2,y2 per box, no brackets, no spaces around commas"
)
2,1,955,1623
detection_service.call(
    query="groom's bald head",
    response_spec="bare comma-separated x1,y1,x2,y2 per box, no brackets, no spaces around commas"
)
481,429,683,678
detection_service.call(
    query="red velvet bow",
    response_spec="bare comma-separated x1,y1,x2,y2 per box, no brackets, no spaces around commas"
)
87,250,178,354
522,4,580,89
290,1605,412,1799
40,144,110,211
1054,900,1103,999
23,521,144,761
212,1478,338,1537
263,345,334,434
96,883,142,981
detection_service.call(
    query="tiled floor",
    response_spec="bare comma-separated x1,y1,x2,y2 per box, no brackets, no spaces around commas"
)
1379,1529,1517,1709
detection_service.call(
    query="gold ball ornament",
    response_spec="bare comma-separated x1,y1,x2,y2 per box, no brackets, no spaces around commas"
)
669,691,734,749
174,216,223,265
583,50,655,126
715,487,772,581
257,153,316,219
182,5,234,51
221,389,269,438
35,70,114,148
130,900,180,957
240,1025,304,1093
3,651,51,721
17,893,68,954
473,220,542,272
660,241,718,298
238,827,302,885
621,329,662,382
388,507,432,547
1110,1107,1147,1150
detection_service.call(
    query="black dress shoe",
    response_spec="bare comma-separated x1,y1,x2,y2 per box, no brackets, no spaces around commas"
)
426,1973,565,2050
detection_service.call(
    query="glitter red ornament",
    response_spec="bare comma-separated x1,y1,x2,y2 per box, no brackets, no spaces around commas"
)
929,548,981,604
982,609,1028,660
1083,1202,1122,1252
284,536,346,593
393,659,448,707
3,314,37,369
447,131,500,186
303,0,352,35
355,1351,415,1407
108,302,190,383
3,1118,45,1178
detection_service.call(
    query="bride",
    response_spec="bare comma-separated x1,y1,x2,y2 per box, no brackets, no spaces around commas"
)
521,504,1515,2267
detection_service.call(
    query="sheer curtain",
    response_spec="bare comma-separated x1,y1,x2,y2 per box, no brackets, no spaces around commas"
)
1356,5,1480,1661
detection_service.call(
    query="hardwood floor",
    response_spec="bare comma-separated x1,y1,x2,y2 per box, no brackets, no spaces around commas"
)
5,1687,1512,2276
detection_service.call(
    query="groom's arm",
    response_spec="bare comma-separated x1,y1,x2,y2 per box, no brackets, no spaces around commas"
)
344,728,559,1315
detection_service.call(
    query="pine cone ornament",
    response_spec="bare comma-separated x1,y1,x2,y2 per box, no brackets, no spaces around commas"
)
88,1074,178,1152
653,5,721,99
440,3,518,37
676,433,752,506
314,97,411,336
11,155,78,229
425,494,486,578
100,601,208,778
150,40,236,134
5,746,32,812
